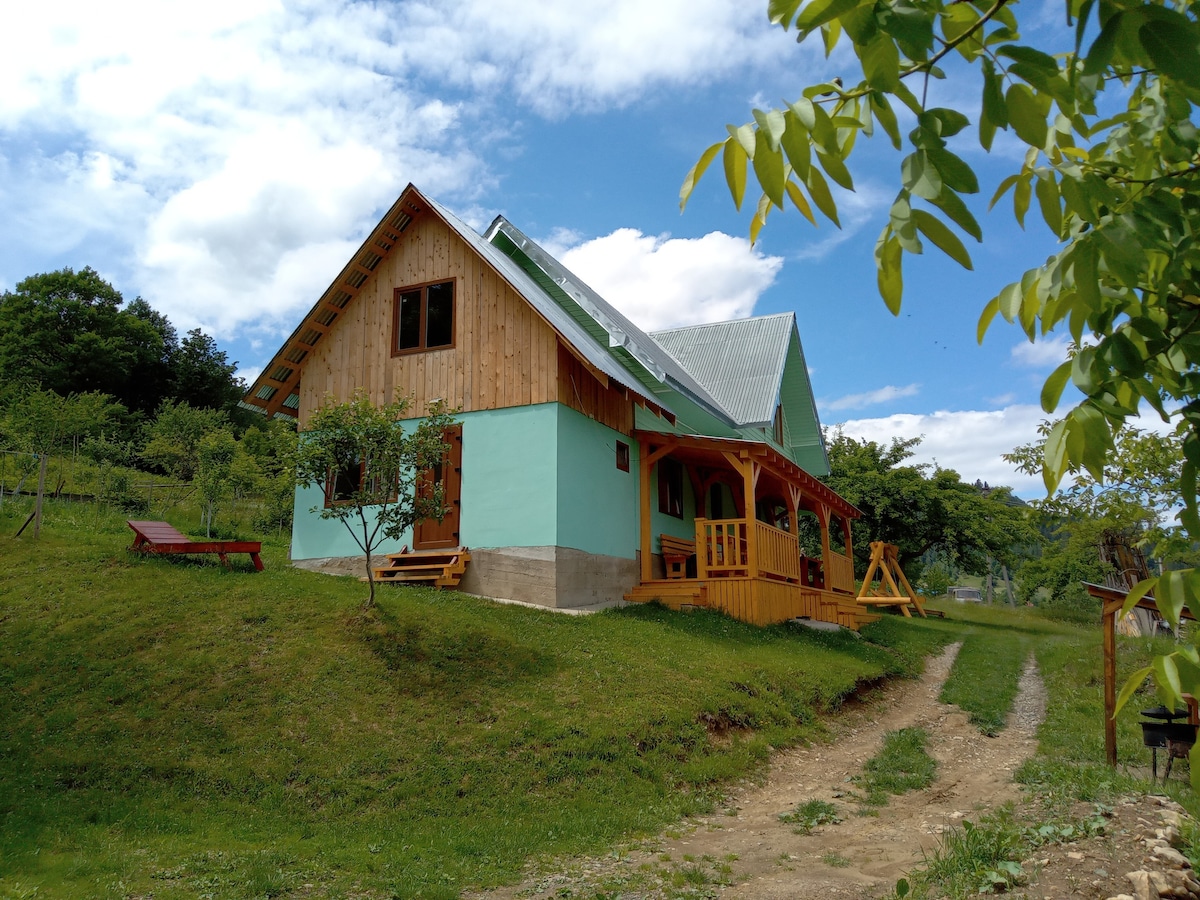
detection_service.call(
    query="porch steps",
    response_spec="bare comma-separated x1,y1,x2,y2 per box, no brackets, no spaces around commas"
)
369,547,471,588
624,580,709,610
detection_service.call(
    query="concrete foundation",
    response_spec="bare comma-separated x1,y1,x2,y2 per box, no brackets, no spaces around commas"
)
292,546,639,611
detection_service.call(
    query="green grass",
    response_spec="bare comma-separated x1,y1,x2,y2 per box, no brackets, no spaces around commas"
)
856,727,938,806
0,499,945,899
779,799,841,833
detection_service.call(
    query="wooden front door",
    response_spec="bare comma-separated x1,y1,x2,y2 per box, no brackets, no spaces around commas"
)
414,425,463,549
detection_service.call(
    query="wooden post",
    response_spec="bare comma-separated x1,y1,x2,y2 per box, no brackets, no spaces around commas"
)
740,455,757,578
1103,596,1120,767
32,452,47,539
639,439,652,583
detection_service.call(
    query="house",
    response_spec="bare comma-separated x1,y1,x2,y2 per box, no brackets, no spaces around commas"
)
245,184,869,627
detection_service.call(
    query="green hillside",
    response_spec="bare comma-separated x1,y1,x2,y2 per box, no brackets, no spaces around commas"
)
0,502,945,899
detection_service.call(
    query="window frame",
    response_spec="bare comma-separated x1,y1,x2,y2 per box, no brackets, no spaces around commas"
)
323,459,398,508
657,457,684,519
615,440,630,472
391,278,456,356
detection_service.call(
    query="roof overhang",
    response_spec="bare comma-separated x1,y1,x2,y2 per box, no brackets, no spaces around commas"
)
633,429,860,520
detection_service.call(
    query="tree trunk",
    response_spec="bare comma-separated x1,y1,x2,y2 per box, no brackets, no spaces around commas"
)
1002,564,1015,605
364,555,376,609
985,563,994,604
33,453,48,539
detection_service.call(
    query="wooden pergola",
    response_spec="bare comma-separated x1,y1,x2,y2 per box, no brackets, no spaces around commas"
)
1085,581,1196,766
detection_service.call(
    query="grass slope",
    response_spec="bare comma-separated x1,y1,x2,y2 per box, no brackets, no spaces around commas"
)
0,502,943,899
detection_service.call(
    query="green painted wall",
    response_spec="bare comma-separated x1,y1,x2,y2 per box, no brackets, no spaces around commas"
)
554,405,639,559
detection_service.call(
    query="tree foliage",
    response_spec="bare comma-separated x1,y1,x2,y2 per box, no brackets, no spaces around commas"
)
294,392,456,608
824,431,1036,581
0,267,246,418
685,0,1200,743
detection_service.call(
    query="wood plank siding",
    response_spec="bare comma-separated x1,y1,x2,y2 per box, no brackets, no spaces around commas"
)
297,209,633,430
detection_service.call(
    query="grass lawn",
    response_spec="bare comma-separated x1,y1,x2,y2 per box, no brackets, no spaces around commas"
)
4,500,1195,899
1,501,949,899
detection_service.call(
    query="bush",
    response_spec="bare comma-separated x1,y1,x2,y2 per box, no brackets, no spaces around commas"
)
1036,582,1098,624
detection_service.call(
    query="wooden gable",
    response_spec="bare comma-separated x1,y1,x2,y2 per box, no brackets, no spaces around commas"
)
246,186,634,433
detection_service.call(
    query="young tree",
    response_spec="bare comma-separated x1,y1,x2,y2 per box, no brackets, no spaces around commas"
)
195,430,237,538
142,400,229,481
294,391,456,609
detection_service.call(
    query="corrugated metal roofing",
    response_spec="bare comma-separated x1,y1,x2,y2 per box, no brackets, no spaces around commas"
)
482,216,734,426
651,314,795,426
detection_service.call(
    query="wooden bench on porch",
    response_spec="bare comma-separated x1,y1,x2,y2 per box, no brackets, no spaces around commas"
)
372,547,471,588
127,520,264,570
660,533,696,580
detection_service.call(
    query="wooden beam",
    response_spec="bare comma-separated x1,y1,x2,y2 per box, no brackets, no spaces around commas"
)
638,438,653,582
1103,595,1121,767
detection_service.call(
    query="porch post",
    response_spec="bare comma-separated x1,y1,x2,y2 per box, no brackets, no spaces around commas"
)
740,454,757,577
638,438,653,582
818,503,832,568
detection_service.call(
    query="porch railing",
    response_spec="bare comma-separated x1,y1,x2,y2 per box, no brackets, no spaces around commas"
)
826,549,855,593
696,518,802,582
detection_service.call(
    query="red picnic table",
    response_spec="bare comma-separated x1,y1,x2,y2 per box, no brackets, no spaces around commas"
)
127,520,264,571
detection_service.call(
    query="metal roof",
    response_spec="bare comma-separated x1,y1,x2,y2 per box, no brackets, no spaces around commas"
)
482,217,734,426
651,314,796,426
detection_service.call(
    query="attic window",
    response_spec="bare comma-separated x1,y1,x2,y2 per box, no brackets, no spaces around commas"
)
774,405,784,445
393,279,455,355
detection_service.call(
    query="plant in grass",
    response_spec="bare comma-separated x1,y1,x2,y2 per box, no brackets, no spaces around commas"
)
294,390,456,608
195,429,236,538
899,808,1027,899
855,727,937,807
779,798,842,834
822,852,851,868
939,631,1028,736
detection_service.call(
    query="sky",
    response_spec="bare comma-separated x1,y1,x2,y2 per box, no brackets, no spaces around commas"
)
0,0,1123,497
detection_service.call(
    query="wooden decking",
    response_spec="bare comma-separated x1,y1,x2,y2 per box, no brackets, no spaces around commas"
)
625,578,873,629
372,547,471,588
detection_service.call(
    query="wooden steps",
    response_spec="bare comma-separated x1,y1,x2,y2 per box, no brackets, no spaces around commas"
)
624,580,709,610
370,547,471,588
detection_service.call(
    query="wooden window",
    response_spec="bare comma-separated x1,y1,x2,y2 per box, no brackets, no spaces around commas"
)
323,460,395,507
615,440,630,472
393,279,455,354
658,458,683,518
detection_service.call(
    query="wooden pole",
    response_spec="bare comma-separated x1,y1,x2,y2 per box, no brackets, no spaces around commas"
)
1103,596,1120,767
32,452,48,539
638,439,652,583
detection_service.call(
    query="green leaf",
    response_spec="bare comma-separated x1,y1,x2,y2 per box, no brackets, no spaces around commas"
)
805,166,841,226
1014,174,1033,228
753,108,788,152
1041,360,1072,412
913,210,973,269
809,103,840,154
997,281,1022,322
1006,84,1049,148
1121,577,1157,617
927,148,978,194
723,138,748,211
816,149,854,190
989,173,1021,210
789,97,817,130
941,3,978,45
1042,417,1069,493
870,92,902,150
781,112,812,179
875,229,904,314
1139,16,1200,91
768,0,804,28
977,295,1000,343
1035,173,1063,236
997,44,1060,71
863,34,900,91
786,179,817,225
1114,666,1154,718
930,187,982,241
750,193,773,245
981,58,1008,149
902,150,943,201
795,0,864,36
728,123,756,158
679,141,723,211
1082,11,1122,77
1157,574,1188,630
889,193,922,253
1073,239,1100,311
753,129,787,209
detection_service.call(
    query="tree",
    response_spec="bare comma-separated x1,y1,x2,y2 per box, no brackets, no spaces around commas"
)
684,0,1200,739
0,268,167,414
823,431,1036,582
172,328,247,415
294,391,456,609
142,400,230,481
195,430,237,538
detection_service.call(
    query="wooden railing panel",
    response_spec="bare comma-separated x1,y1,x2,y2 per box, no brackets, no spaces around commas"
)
696,518,749,577
827,550,855,594
755,521,801,582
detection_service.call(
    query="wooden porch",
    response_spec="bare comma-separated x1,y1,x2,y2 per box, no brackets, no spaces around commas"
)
624,432,874,630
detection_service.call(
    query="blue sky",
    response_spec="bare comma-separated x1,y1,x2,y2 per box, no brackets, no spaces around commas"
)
0,0,1092,496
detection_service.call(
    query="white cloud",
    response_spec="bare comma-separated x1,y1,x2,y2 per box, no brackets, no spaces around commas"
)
825,383,921,411
1010,334,1072,369
554,229,784,331
833,405,1049,496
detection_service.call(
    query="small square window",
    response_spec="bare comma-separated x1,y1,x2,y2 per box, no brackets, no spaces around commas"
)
393,279,455,354
616,440,630,472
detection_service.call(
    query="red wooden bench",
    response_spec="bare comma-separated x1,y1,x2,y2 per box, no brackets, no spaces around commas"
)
127,520,264,571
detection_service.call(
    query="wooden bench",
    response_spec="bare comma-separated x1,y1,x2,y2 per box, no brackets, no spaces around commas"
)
127,520,264,571
659,534,696,580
